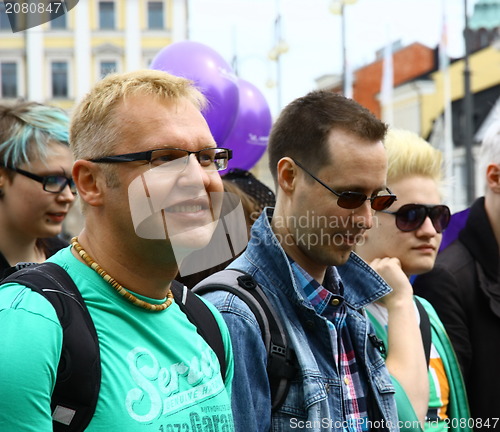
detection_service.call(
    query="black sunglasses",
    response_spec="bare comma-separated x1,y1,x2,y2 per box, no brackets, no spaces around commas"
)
12,167,77,194
381,204,451,233
89,147,232,172
292,159,397,211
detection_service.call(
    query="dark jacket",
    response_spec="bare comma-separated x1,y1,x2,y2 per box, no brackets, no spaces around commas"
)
0,236,68,277
413,197,499,423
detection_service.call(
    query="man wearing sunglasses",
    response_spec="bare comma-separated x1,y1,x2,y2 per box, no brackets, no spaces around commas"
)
414,120,500,425
356,129,470,432
0,70,235,431
200,91,400,431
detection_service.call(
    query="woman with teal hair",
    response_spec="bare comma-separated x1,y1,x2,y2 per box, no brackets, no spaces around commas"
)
356,128,470,432
0,101,76,276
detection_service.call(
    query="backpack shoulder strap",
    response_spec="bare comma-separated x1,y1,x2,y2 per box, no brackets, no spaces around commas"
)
192,269,297,412
2,262,100,432
414,296,431,367
170,280,227,381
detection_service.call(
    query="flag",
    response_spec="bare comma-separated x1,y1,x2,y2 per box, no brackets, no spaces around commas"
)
380,41,393,124
439,11,449,71
440,7,454,203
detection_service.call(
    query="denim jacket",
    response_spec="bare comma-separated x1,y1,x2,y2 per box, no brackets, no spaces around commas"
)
201,209,399,432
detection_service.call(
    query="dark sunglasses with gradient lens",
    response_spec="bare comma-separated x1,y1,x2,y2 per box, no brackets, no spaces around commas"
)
292,159,397,211
335,191,397,211
382,204,451,233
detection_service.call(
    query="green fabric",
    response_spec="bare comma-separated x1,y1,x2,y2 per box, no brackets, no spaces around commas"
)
416,296,471,432
367,297,471,432
366,309,423,432
0,247,234,432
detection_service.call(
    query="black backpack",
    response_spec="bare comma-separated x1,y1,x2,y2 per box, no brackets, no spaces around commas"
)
1,262,227,432
1,263,297,428
192,269,298,412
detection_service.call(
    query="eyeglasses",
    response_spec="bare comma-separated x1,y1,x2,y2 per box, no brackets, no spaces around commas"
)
12,167,77,194
292,159,397,211
381,204,451,233
89,147,232,172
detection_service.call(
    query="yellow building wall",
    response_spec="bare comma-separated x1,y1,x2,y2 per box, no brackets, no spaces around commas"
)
0,36,24,49
142,37,171,49
44,37,74,48
139,0,145,27
167,0,174,29
421,46,500,137
91,36,126,47
0,0,177,105
88,0,97,29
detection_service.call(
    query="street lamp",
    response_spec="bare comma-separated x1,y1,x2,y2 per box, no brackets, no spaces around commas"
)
329,0,358,97
463,0,475,204
268,13,288,112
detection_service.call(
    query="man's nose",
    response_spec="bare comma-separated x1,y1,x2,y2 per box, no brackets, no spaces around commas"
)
352,200,374,229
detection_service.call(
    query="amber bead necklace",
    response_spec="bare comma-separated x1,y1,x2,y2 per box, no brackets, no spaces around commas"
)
71,237,173,312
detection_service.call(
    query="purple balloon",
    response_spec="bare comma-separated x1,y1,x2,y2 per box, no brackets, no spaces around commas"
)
223,78,272,171
150,41,239,145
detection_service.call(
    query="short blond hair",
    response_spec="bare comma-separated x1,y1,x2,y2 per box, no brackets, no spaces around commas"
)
385,128,443,184
70,69,206,161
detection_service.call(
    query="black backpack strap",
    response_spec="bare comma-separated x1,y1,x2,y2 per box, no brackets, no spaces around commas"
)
170,281,227,381
2,262,100,432
414,297,432,367
192,269,298,412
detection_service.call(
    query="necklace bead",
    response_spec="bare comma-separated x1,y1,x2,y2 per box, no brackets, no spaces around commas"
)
71,237,173,312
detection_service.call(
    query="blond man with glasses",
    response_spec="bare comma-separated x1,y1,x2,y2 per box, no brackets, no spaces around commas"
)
0,70,235,431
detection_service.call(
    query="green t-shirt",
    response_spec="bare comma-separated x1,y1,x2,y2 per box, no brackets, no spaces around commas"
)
366,297,471,432
0,247,234,431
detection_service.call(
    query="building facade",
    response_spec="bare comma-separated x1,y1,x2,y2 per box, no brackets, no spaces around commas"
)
315,42,436,123
316,0,500,212
0,0,187,110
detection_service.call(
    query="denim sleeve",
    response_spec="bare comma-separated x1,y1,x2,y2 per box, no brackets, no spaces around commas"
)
202,290,272,432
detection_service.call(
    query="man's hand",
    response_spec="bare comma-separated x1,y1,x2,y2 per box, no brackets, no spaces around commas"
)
369,257,413,307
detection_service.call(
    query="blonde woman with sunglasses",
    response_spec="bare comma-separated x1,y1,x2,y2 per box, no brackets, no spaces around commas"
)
356,129,470,432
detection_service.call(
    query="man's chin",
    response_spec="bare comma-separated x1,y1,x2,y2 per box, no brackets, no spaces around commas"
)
330,248,354,267
169,225,217,252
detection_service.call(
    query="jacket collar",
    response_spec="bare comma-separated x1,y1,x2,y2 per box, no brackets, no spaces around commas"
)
459,197,499,281
244,208,392,310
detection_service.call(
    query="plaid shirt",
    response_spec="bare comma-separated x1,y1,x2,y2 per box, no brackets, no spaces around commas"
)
290,260,370,432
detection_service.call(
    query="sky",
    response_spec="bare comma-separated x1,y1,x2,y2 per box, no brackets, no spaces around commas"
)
188,0,479,117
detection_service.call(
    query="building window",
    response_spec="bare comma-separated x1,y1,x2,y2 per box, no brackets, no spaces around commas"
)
148,1,163,29
1,62,18,98
51,61,68,98
50,1,67,29
99,1,115,29
100,60,117,79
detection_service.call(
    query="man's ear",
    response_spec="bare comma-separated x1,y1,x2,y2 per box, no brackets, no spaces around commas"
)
276,157,298,195
73,160,106,207
486,163,500,193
